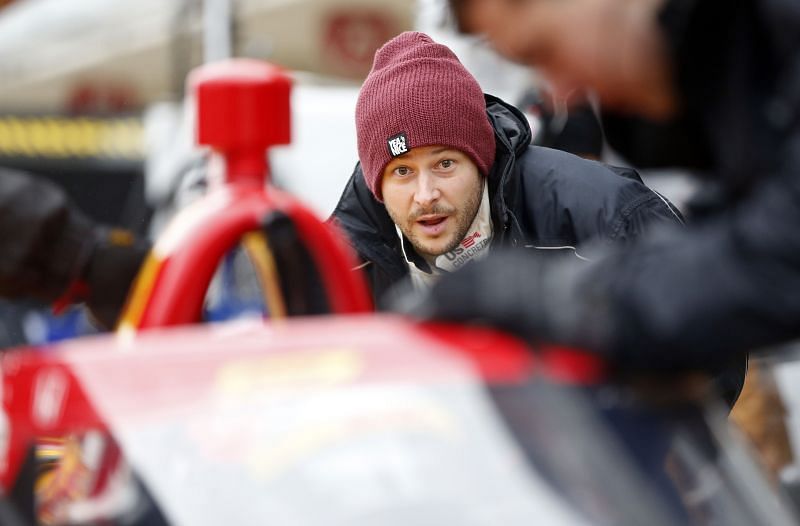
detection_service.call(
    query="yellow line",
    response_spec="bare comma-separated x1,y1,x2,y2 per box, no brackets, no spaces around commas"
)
117,253,163,332
242,232,287,319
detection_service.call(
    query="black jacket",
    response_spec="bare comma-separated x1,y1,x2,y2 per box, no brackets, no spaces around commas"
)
0,168,94,301
330,95,684,305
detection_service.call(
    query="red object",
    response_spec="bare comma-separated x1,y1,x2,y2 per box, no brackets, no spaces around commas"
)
126,185,372,329
120,59,372,329
0,351,108,491
539,345,607,386
421,323,605,386
0,315,533,490
419,322,534,382
52,280,90,315
191,59,291,185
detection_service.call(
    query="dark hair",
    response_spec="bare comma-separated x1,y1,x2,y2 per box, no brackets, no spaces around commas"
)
447,0,473,33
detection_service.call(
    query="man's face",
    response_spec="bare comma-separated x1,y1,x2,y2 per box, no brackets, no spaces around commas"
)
381,145,483,259
456,0,676,120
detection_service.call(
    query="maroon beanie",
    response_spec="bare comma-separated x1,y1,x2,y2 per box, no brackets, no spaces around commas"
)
355,32,496,201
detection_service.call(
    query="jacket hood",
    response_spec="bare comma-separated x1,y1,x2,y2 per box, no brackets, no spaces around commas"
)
485,94,532,164
483,95,531,239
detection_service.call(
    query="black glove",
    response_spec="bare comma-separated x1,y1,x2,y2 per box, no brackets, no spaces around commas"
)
0,169,149,328
83,228,149,328
392,249,748,408
0,169,95,301
392,249,614,352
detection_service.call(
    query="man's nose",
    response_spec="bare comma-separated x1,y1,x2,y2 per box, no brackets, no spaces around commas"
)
413,172,441,206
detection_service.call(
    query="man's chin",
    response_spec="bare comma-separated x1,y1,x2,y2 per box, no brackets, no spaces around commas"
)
412,239,459,260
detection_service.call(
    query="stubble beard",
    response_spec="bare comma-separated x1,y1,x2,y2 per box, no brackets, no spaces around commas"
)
392,184,483,259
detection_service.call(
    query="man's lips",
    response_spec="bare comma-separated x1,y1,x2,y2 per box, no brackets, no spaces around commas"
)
415,214,449,235
417,214,447,225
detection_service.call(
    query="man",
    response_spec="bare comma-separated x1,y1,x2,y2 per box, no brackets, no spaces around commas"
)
329,31,683,305
419,0,800,371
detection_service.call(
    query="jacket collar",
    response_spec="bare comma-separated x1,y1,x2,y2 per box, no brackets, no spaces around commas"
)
484,95,532,243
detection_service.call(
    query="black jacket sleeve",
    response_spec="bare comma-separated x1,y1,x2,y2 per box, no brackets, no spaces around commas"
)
603,136,800,367
604,165,685,244
415,137,800,371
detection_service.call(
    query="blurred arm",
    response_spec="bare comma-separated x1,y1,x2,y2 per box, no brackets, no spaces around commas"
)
415,136,800,369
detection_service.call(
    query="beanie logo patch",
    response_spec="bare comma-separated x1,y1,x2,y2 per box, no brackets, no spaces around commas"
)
387,132,409,157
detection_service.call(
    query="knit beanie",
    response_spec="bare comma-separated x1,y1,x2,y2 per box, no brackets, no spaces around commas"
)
355,32,496,201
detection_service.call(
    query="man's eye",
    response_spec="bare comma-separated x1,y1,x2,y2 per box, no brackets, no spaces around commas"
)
395,166,410,176
439,159,454,169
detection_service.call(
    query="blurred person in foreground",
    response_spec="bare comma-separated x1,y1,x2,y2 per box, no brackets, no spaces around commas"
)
407,0,800,372
442,0,800,480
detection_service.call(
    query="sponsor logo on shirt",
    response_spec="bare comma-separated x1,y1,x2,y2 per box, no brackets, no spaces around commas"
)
443,231,490,269
461,231,480,249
